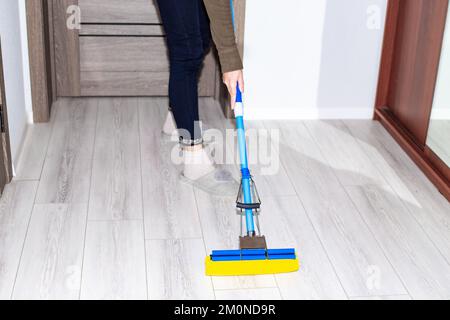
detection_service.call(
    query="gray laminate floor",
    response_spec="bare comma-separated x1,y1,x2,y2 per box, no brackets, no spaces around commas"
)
1,97,450,300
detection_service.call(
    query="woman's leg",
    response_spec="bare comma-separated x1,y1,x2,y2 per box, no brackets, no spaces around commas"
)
199,0,212,55
157,0,210,146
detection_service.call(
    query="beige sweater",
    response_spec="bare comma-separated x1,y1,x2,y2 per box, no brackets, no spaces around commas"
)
203,0,243,73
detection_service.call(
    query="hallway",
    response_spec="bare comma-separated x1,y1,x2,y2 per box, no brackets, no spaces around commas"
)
1,97,449,300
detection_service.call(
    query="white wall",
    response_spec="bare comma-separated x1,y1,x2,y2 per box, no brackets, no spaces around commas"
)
19,0,33,121
243,0,388,119
430,3,450,120
0,0,32,166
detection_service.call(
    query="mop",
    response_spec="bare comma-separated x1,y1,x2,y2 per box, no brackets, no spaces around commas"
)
204,85,299,276
205,3,300,274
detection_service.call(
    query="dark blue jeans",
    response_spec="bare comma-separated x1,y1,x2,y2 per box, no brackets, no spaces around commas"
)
156,0,212,145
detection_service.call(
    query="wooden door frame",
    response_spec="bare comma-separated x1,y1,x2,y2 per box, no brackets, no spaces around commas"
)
0,39,14,192
374,0,450,201
26,0,55,123
26,0,246,120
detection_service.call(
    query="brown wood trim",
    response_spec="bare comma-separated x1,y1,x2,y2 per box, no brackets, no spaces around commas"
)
46,0,57,103
416,0,450,145
0,40,14,189
53,0,81,96
425,146,450,184
376,0,449,146
374,0,449,202
26,0,51,122
375,107,450,201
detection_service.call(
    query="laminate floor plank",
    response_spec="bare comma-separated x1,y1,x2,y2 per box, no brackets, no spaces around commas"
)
344,121,450,264
12,203,87,300
0,181,38,299
146,239,214,300
139,98,202,239
343,121,426,206
309,120,450,299
214,288,282,300
14,103,59,181
260,196,347,300
246,120,297,197
36,98,98,204
5,97,450,301
80,220,147,300
350,295,412,300
89,98,142,220
14,123,53,181
347,185,450,299
304,121,390,187
265,120,406,297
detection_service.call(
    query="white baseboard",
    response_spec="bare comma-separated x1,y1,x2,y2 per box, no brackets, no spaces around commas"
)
27,110,33,124
11,122,30,176
244,107,375,120
430,108,450,120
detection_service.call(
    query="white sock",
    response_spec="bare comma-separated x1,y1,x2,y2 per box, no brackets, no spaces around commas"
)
183,146,215,180
162,110,177,135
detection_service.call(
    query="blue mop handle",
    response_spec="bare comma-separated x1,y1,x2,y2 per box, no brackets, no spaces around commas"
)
230,0,254,235
234,85,256,235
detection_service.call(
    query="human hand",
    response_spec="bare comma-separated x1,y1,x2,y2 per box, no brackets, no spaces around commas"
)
223,70,244,109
